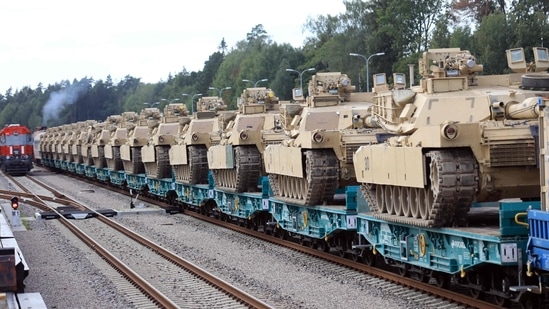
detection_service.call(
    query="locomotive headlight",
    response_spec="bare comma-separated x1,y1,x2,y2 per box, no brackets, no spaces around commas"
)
239,131,248,141
22,155,29,159
312,131,324,143
191,133,199,141
441,123,459,140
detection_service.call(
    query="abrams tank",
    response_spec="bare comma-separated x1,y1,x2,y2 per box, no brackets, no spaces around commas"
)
263,72,380,205
104,112,138,171
120,107,161,174
353,47,549,227
141,103,190,179
169,96,231,185
91,115,126,169
71,120,97,165
207,87,285,192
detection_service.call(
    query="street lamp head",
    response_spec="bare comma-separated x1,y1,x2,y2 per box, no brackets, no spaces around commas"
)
375,52,385,56
349,53,361,57
208,87,217,90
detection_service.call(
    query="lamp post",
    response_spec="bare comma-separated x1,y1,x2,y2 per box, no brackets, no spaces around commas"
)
242,79,268,87
160,98,180,109
286,68,315,95
349,52,385,92
143,102,159,108
182,93,202,114
208,86,232,97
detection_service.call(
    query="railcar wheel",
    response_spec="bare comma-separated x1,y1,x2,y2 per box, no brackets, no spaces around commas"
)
276,227,286,240
492,275,511,307
469,288,484,300
433,271,450,289
317,240,330,252
363,249,376,266
396,262,408,277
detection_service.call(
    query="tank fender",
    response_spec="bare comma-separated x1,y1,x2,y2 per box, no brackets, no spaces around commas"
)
264,144,303,177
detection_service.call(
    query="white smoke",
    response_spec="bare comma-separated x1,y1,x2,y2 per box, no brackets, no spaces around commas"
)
42,83,87,125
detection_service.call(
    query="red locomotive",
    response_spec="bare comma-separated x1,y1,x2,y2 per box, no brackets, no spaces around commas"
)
0,124,34,175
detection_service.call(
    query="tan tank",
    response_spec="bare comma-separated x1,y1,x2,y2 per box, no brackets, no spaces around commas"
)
91,115,127,169
104,112,138,171
169,96,231,185
141,103,190,179
353,47,549,227
120,107,161,174
263,72,380,205
71,120,97,164
83,121,106,167
64,122,86,163
207,87,285,192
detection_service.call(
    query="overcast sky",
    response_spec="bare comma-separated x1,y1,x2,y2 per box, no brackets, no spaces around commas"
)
0,1,346,94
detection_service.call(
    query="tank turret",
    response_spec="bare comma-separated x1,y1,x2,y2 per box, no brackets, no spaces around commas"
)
263,72,381,205
354,47,549,227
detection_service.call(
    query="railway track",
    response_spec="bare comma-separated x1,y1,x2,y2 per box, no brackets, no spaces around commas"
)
4,172,272,309
34,170,511,308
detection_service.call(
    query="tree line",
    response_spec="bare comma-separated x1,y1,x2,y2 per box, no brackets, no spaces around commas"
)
1,0,547,130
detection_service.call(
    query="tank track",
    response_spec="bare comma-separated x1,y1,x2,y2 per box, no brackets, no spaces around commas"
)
361,149,478,227
270,149,340,206
150,145,172,179
173,145,209,184
112,147,123,171
123,147,145,174
212,146,262,192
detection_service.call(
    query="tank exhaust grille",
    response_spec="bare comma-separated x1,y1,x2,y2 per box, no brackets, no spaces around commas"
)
344,144,361,164
489,140,536,166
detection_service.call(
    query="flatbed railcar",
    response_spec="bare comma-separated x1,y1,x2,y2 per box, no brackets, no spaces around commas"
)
40,152,542,307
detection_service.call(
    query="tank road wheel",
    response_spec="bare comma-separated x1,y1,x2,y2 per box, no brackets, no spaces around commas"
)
393,186,403,216
416,189,430,220
385,186,394,215
401,187,411,217
376,185,388,213
409,188,419,218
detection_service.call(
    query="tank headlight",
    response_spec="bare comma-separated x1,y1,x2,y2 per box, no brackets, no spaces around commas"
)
191,133,199,141
312,132,324,143
133,138,139,144
159,136,164,142
441,123,459,140
239,131,248,141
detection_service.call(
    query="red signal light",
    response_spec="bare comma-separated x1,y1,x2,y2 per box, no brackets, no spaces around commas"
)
10,197,19,210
